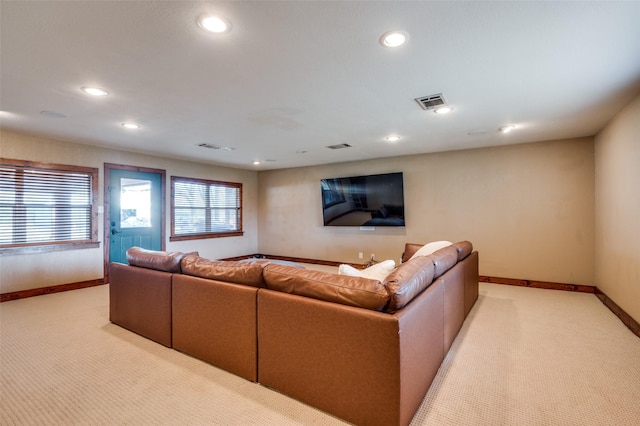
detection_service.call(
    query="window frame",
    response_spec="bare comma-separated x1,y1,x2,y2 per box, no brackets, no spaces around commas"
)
170,175,243,241
0,158,99,255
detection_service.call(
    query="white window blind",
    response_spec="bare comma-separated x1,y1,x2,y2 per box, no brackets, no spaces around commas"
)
171,176,242,240
0,159,97,249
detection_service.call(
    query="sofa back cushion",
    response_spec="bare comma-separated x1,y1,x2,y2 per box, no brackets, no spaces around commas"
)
452,241,473,261
383,256,435,313
126,247,186,273
263,264,390,311
181,254,269,288
425,246,459,278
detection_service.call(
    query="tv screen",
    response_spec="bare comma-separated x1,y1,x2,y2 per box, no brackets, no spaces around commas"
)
321,172,405,227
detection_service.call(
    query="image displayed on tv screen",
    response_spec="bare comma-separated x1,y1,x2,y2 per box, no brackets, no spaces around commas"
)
321,172,405,227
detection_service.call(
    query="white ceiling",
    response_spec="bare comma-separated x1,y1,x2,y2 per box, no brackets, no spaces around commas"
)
2,1,640,170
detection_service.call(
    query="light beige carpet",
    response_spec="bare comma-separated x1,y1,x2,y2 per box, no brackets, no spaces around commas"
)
1,282,639,425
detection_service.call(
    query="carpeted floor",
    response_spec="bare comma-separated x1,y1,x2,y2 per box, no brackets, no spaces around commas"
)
1,282,639,425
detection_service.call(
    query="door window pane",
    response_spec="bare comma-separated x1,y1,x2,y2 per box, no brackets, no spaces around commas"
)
120,178,151,228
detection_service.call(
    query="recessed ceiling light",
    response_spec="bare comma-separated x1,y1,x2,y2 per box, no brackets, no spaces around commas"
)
81,87,109,96
379,31,409,48
252,160,261,165
197,15,231,33
385,135,400,142
0,110,19,120
433,106,454,114
499,125,516,134
121,122,140,129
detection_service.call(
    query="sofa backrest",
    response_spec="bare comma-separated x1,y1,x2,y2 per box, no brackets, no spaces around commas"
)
124,242,473,314
401,241,473,264
426,246,459,279
383,256,435,313
126,247,188,273
452,241,473,261
180,254,269,288
263,264,390,311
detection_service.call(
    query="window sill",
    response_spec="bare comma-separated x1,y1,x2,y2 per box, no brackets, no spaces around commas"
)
0,241,100,256
170,231,244,242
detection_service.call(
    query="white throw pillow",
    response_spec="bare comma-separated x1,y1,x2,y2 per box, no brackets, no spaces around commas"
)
338,259,396,282
408,241,452,261
338,264,364,277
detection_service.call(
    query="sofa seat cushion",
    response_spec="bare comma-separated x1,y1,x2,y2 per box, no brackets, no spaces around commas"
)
383,256,435,313
181,254,269,288
263,264,390,311
126,247,187,273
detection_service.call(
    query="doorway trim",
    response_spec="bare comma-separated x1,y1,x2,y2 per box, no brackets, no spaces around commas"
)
104,163,166,282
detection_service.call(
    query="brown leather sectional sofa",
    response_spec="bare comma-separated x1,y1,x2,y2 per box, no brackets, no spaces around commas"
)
109,242,479,426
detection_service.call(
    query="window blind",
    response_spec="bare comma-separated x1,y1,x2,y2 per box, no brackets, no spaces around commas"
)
171,176,242,239
0,160,96,248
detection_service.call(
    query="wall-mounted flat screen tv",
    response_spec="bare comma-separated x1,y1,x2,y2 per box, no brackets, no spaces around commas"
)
321,172,405,227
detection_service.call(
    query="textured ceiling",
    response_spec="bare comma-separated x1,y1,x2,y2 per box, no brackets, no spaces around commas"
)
2,1,640,170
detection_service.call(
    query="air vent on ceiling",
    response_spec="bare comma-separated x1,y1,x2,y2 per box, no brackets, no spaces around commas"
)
197,143,221,149
326,143,352,150
197,143,234,151
415,93,447,111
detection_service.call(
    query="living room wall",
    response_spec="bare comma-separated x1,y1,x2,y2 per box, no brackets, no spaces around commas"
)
595,93,640,323
0,130,259,294
1,130,600,294
258,137,596,286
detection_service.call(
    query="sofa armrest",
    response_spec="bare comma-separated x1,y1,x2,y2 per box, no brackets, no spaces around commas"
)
462,251,479,317
401,243,424,263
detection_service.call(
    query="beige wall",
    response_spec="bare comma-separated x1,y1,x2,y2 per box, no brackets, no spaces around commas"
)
4,96,637,325
595,93,640,323
0,130,259,293
0,129,599,294
258,138,595,285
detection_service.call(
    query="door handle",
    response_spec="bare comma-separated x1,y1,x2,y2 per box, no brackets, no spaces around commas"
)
111,228,121,235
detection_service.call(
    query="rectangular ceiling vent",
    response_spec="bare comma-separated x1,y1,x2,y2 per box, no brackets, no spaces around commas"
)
197,143,221,149
197,143,234,151
326,143,352,150
415,93,447,111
